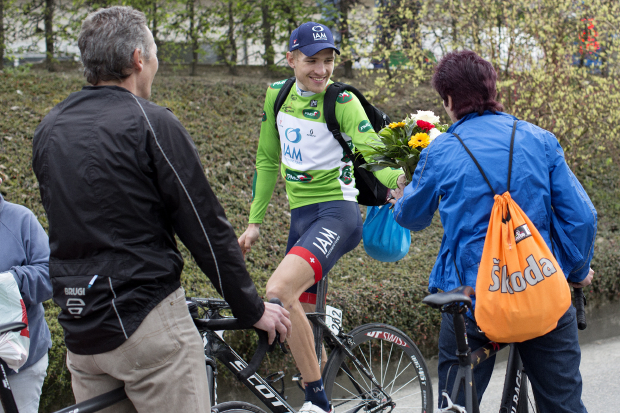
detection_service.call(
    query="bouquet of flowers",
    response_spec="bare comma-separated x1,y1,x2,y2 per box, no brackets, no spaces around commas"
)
360,110,449,183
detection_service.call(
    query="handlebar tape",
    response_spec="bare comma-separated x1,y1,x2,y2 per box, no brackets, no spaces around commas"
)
238,299,285,380
574,287,587,330
237,329,270,381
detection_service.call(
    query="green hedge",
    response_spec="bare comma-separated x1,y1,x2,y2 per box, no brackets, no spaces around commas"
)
0,67,617,412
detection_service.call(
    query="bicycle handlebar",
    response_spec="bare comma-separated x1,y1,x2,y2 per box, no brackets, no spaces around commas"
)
574,287,587,330
192,298,285,381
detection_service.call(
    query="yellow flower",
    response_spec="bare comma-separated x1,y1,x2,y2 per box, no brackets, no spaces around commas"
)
388,121,406,129
409,132,430,148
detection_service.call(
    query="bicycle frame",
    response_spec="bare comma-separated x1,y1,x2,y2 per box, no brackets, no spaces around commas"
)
200,301,394,413
202,328,295,413
442,310,529,413
0,358,127,413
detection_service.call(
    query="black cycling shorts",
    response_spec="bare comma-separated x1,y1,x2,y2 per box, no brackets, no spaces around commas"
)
285,200,362,304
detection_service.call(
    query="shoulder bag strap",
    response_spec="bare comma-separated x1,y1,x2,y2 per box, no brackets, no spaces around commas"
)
452,120,518,195
324,82,378,192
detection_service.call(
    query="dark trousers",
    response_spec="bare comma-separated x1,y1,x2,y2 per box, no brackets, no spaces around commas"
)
437,306,587,412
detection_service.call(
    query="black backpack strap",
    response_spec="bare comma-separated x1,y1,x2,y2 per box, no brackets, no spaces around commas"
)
452,132,496,196
452,119,519,196
273,77,296,131
507,120,518,192
324,82,378,192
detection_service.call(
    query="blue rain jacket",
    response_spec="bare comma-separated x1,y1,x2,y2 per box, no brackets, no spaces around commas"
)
394,111,597,297
0,194,52,372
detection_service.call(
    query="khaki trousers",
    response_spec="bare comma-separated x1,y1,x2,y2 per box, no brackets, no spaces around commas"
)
66,287,210,413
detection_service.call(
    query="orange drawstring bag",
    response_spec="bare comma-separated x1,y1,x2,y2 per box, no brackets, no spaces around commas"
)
453,121,571,343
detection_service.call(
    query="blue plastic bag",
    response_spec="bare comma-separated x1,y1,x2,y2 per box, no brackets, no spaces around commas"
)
362,205,411,262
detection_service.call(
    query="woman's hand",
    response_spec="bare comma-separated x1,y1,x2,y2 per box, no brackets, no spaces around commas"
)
238,224,260,258
388,174,407,205
569,267,594,288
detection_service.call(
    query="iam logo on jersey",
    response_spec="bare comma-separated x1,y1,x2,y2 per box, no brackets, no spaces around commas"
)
285,128,302,143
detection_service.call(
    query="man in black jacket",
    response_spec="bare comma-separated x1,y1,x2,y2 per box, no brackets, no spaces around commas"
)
32,6,291,412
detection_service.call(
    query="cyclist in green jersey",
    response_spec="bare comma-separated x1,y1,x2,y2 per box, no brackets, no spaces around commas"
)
238,22,406,413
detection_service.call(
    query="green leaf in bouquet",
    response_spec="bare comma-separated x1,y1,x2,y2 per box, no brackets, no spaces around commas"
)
378,127,395,139
359,162,398,172
372,155,399,164
405,121,416,138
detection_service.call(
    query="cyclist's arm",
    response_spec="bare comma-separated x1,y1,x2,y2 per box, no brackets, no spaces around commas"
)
146,108,264,326
393,142,441,230
248,88,282,225
336,93,403,189
547,135,597,283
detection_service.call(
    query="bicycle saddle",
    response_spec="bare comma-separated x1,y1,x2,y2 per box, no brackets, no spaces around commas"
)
422,286,475,309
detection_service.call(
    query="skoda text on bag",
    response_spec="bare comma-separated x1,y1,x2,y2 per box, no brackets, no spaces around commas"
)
488,255,558,293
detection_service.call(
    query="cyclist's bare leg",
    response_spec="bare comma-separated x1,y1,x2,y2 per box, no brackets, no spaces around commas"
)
266,255,321,384
301,301,327,374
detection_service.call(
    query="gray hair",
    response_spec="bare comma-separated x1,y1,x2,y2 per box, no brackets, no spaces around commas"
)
78,6,152,85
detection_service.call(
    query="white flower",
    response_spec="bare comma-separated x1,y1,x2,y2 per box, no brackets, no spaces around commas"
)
411,110,440,125
429,128,442,141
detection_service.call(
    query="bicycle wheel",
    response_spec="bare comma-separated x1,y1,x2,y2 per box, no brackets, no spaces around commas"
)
517,373,540,413
211,401,268,413
323,323,433,413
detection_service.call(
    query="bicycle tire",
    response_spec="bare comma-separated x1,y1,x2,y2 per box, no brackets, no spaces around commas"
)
211,401,268,413
323,323,433,413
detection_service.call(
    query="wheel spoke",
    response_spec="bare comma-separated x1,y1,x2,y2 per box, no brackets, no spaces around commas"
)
323,326,432,413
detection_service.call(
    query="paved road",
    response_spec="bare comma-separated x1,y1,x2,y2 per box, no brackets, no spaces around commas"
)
430,335,620,412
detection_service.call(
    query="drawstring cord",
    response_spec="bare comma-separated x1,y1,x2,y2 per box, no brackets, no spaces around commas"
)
503,194,512,250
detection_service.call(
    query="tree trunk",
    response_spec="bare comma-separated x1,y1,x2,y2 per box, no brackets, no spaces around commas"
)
261,1,273,67
151,0,160,47
0,0,4,70
339,1,354,78
227,0,237,75
188,0,197,76
44,0,54,71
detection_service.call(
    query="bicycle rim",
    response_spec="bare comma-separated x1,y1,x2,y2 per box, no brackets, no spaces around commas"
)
323,323,433,413
212,401,269,413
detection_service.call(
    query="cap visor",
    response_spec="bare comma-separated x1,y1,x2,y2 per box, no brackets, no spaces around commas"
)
299,43,340,56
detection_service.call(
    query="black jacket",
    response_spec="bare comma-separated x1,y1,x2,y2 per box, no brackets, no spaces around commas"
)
33,86,264,354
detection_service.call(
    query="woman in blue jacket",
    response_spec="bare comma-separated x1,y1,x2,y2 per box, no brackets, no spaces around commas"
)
392,51,596,412
0,184,52,413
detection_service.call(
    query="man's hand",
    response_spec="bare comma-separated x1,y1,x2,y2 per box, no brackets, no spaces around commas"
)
388,174,407,205
238,224,260,258
569,267,594,288
253,302,292,345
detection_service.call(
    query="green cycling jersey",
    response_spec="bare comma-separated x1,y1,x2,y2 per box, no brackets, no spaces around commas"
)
249,79,402,224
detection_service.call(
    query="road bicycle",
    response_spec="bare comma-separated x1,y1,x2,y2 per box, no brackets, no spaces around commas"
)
191,275,434,413
422,285,588,413
0,274,433,413
0,318,273,413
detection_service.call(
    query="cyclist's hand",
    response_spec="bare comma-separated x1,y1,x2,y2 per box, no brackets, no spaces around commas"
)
238,224,260,258
569,267,594,288
254,302,292,345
